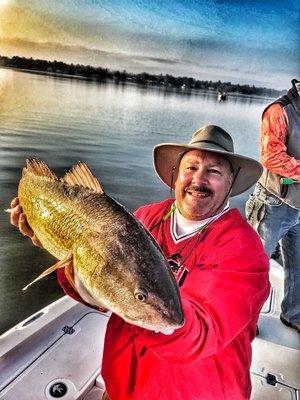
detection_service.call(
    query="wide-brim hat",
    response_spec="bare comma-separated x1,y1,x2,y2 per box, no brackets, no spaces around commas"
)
153,124,263,197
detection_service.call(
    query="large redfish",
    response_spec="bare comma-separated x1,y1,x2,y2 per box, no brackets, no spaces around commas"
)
17,159,184,333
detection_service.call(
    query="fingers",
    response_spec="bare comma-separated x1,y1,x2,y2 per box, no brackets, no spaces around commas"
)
8,197,21,227
10,204,22,227
8,197,34,238
10,197,19,208
19,215,42,247
19,213,34,238
32,235,42,247
8,196,43,248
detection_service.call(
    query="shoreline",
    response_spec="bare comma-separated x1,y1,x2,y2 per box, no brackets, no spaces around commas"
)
0,66,277,101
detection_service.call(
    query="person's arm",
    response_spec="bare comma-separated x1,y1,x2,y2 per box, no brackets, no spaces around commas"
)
261,103,300,180
128,234,270,364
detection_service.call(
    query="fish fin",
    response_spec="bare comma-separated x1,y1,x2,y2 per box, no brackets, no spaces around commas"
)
22,254,73,291
24,158,58,180
61,162,104,193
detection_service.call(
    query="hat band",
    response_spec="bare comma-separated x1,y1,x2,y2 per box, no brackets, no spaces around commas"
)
190,139,231,152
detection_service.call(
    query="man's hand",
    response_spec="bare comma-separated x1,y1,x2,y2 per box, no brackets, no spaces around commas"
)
8,197,42,247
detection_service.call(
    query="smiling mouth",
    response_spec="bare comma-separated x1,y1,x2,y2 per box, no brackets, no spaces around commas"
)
185,185,213,198
187,191,210,198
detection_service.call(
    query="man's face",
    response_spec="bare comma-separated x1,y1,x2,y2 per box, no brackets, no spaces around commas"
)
175,150,233,220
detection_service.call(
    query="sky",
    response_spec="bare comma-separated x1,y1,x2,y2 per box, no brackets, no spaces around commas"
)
0,0,299,89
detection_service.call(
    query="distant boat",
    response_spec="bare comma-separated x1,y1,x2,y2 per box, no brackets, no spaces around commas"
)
217,91,227,101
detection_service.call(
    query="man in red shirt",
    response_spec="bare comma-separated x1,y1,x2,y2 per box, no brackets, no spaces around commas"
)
10,124,270,399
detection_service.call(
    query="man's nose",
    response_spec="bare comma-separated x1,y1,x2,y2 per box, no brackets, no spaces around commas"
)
192,168,207,185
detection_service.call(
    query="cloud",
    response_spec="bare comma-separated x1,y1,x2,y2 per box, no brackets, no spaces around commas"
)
0,37,184,68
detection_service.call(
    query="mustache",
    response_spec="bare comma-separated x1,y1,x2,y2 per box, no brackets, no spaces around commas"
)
185,184,213,195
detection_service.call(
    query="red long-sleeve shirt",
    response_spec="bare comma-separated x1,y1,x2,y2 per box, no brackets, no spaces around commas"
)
261,103,300,180
58,198,269,399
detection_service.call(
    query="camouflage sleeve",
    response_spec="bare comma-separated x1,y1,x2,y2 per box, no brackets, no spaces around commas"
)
261,103,300,180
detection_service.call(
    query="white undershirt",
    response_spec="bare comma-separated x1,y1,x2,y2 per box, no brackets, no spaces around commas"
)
171,202,230,242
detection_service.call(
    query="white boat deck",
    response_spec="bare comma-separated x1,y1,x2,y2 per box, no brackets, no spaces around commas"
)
0,259,299,400
250,260,300,399
0,297,109,399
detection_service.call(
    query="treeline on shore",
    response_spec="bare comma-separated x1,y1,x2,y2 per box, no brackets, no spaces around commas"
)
0,55,285,97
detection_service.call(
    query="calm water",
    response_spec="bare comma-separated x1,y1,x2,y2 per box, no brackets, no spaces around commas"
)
0,68,271,334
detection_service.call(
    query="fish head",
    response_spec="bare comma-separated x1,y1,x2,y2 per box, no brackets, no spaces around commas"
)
100,252,185,333
130,273,185,333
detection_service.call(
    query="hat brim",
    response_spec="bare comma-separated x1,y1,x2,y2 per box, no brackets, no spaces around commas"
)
153,143,263,197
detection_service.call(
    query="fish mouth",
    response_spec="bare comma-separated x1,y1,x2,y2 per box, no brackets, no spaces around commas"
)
155,314,185,333
154,306,185,331
131,318,184,333
168,312,185,328
123,308,184,333
154,298,185,328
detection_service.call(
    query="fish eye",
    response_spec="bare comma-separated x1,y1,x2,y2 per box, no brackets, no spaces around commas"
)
134,288,148,302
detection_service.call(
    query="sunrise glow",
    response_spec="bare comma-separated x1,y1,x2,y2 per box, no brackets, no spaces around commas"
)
0,0,10,8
